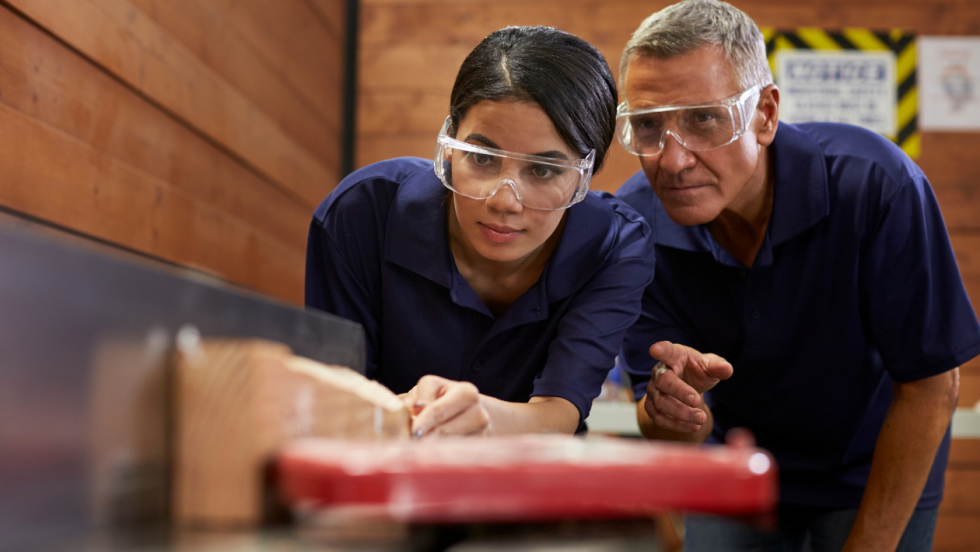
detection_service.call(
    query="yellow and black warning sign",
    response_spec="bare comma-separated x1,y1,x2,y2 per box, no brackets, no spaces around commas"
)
762,28,918,158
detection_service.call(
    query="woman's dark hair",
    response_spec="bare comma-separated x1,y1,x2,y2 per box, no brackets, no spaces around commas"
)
449,26,618,175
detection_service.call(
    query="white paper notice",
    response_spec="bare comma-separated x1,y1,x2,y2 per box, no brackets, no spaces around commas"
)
776,50,897,137
919,36,980,130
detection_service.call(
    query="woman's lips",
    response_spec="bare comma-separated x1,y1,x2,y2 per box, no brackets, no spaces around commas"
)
479,222,522,243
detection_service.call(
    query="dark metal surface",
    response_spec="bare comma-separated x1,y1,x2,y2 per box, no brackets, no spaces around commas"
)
0,225,364,551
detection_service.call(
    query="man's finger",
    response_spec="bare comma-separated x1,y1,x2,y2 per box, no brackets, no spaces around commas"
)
645,394,702,433
656,365,702,408
653,410,703,433
702,353,734,381
649,340,693,369
653,387,707,424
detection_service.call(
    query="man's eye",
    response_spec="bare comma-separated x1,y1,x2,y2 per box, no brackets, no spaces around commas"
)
693,112,716,124
635,117,661,131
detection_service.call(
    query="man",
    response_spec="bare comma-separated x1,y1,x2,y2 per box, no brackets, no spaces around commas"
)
615,1,980,550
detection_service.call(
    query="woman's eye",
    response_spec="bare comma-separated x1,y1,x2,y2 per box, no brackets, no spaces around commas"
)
471,153,494,166
530,165,561,180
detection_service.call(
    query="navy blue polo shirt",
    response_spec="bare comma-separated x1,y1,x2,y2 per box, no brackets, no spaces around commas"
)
618,122,980,508
306,157,655,424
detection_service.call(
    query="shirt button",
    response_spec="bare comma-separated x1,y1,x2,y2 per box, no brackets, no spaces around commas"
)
471,361,482,372
738,271,747,279
752,309,761,320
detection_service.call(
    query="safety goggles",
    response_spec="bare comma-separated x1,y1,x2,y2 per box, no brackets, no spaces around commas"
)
616,85,761,156
433,117,595,211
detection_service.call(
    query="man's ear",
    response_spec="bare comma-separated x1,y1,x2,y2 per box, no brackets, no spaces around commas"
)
755,84,779,146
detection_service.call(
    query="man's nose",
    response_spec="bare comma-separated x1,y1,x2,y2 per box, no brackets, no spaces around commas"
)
657,131,697,174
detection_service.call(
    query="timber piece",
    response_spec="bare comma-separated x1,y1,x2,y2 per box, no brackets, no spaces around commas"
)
0,100,305,303
203,0,345,129
0,4,310,253
173,339,409,528
8,0,336,208
127,0,342,169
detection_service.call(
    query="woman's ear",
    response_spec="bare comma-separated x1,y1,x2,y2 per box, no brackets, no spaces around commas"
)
755,84,780,147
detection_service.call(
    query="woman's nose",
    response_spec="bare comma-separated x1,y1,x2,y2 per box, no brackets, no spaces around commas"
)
484,179,524,212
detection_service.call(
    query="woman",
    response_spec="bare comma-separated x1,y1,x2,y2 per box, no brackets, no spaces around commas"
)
305,26,654,438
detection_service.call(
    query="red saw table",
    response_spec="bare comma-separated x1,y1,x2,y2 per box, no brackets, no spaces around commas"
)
277,435,778,524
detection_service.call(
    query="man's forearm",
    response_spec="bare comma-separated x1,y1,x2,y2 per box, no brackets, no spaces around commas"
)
636,394,713,443
842,370,959,552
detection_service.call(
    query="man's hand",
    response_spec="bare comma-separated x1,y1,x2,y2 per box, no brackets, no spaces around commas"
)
640,341,733,439
403,375,492,438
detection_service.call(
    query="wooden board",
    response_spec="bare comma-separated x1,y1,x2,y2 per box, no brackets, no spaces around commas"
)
949,439,980,466
9,0,337,208
127,0,342,170
202,0,344,131
0,100,305,302
941,468,980,514
174,339,409,527
934,514,980,552
0,5,311,251
306,0,346,43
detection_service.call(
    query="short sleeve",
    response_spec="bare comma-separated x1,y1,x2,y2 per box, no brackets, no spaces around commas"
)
529,197,657,421
861,172,980,382
305,177,397,379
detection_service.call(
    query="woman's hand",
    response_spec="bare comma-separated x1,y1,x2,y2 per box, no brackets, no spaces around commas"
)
403,375,493,438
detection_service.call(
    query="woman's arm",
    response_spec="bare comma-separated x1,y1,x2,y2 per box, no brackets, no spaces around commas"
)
404,375,580,437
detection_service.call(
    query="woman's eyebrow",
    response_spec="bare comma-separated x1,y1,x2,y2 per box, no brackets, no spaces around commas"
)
463,133,570,160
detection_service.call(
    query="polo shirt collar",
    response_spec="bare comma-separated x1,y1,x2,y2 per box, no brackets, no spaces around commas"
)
385,168,454,288
768,123,831,246
546,196,610,302
652,122,830,263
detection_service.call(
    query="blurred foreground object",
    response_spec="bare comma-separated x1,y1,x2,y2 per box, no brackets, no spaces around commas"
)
278,435,778,524
173,338,409,528
0,220,365,550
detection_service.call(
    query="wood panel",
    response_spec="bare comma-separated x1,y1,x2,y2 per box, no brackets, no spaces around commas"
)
202,0,345,131
0,0,345,303
8,0,335,208
941,469,980,514
128,0,341,170
941,439,980,551
934,514,980,552
0,100,305,302
949,439,980,466
0,5,309,251
306,0,346,43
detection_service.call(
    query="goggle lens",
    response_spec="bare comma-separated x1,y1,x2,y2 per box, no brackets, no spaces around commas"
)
433,118,595,211
616,86,761,156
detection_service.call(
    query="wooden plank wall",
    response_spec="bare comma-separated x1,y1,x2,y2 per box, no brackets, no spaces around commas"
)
0,0,346,304
357,1,980,549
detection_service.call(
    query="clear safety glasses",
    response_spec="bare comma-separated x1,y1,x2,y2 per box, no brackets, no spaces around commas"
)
433,118,595,211
616,85,761,156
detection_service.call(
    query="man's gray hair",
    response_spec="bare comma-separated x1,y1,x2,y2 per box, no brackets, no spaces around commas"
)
619,0,773,92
